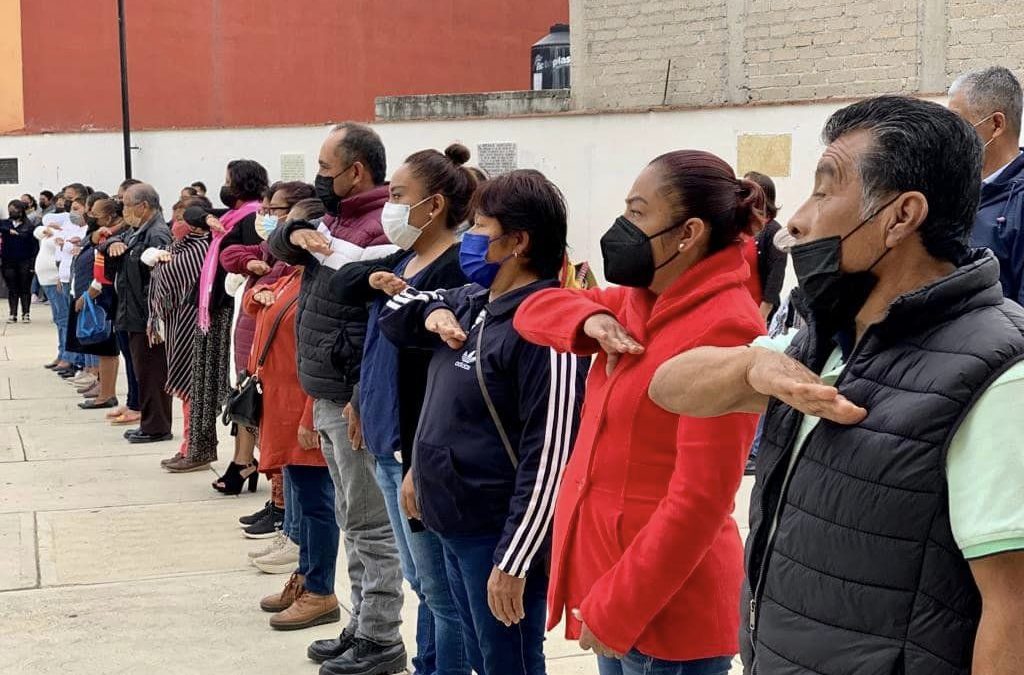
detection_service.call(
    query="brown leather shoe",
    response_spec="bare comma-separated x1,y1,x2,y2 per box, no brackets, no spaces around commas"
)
160,453,182,467
260,572,304,613
269,590,340,631
163,456,211,473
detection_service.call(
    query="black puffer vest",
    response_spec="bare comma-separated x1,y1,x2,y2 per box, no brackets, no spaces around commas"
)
294,263,368,405
741,252,1024,675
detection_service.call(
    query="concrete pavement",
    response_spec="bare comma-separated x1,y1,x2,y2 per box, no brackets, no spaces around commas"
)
0,313,749,674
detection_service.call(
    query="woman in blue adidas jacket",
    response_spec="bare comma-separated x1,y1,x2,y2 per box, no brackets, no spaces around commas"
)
379,170,588,675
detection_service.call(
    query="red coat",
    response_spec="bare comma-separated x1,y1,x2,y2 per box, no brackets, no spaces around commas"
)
514,244,764,661
243,269,322,472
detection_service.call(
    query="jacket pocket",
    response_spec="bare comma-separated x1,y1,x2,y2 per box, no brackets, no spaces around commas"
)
415,442,469,533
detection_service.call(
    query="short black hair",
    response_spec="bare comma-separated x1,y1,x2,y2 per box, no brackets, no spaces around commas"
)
86,191,110,210
190,181,207,192
823,95,983,264
21,194,38,209
226,159,270,202
333,122,387,185
40,190,54,200
472,169,568,279
65,183,88,199
181,186,198,197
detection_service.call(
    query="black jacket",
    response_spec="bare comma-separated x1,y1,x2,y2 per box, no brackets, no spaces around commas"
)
332,244,468,471
100,213,172,333
0,219,39,264
379,280,588,577
268,218,392,404
742,251,1024,674
755,219,787,309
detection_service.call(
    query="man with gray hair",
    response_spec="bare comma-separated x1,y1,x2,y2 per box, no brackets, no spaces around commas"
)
100,183,173,444
949,65,1024,304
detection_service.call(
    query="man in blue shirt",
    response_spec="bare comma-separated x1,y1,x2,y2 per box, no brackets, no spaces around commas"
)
949,66,1024,304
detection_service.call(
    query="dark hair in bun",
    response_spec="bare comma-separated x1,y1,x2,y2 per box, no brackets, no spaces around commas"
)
404,143,480,230
444,143,471,167
651,149,766,254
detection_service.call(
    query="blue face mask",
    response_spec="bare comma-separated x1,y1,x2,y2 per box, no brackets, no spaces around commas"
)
459,232,508,288
255,214,279,241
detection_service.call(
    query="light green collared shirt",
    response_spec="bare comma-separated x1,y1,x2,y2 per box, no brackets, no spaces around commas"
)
754,334,1024,559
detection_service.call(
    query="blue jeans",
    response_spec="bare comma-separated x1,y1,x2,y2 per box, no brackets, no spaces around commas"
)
284,464,339,596
283,471,301,546
748,416,766,460
62,287,97,368
116,330,140,411
598,653,733,675
42,284,71,361
376,455,470,675
439,532,547,675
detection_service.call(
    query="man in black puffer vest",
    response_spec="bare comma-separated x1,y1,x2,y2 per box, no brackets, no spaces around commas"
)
650,96,1024,674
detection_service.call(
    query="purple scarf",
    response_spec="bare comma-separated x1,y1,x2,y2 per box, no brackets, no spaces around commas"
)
197,200,261,332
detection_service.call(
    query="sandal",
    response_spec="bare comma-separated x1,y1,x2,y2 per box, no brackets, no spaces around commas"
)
106,406,128,420
110,411,142,426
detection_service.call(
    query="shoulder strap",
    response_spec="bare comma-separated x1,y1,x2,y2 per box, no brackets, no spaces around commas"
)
256,296,299,368
475,314,518,469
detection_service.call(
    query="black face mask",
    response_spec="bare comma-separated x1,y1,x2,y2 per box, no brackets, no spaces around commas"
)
315,165,354,215
220,185,240,209
600,216,682,288
790,195,900,326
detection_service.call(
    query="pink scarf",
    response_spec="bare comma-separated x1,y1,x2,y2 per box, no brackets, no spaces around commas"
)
197,200,261,332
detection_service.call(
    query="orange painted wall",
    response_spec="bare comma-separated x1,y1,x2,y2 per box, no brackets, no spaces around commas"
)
17,0,567,133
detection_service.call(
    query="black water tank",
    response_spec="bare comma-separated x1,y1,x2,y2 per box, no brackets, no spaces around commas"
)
531,24,570,91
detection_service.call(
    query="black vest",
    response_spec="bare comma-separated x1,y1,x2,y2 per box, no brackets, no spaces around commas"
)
741,252,1024,675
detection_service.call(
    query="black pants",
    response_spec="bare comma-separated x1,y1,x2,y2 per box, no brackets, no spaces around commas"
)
128,331,172,435
2,260,34,317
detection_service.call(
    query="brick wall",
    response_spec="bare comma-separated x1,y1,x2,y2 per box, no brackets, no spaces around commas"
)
571,0,1024,111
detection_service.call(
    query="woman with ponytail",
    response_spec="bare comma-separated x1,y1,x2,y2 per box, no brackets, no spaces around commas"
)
514,150,768,675
313,144,476,674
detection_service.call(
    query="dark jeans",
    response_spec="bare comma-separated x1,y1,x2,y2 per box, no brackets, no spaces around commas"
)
598,653,733,675
116,330,140,411
439,533,547,675
128,331,171,434
285,465,339,596
2,260,33,317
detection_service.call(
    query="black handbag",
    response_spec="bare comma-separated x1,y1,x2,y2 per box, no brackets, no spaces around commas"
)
222,296,299,428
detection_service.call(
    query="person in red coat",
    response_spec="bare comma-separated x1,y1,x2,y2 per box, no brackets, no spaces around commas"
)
514,150,767,675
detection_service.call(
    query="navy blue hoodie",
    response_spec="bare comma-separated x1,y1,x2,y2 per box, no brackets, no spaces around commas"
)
971,148,1024,304
379,279,588,578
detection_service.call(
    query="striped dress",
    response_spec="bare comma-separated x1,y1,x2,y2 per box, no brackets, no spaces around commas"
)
148,234,209,400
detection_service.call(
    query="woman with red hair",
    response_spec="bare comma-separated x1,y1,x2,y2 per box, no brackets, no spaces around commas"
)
514,150,766,675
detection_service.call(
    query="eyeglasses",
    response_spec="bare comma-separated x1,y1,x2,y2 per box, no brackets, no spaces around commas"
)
260,205,291,215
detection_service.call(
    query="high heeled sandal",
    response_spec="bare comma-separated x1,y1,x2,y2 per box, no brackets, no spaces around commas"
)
213,459,260,495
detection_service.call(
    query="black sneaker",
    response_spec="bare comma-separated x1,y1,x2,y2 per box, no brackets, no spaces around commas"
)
319,638,407,675
243,504,284,539
239,501,273,528
308,628,357,664
21,314,30,323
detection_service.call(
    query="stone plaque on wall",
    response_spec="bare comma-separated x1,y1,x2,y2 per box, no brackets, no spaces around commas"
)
280,153,306,181
736,134,792,177
477,142,517,177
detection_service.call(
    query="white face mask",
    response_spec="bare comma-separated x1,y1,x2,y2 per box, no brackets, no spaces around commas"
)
382,196,433,250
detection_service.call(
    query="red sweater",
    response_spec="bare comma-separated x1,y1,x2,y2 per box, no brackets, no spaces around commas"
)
514,244,763,661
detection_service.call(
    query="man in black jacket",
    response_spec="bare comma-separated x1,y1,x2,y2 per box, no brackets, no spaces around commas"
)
101,184,173,444
651,96,1024,674
268,123,407,672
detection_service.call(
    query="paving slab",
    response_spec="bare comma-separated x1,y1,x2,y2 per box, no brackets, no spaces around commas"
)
0,512,37,591
0,425,23,462
19,418,190,462
0,454,232,515
37,500,275,586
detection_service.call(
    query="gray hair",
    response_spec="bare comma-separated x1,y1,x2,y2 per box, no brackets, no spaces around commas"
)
125,183,161,211
330,122,387,185
950,66,1023,137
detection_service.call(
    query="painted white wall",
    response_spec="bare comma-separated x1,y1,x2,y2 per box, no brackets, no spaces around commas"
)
4,99,930,282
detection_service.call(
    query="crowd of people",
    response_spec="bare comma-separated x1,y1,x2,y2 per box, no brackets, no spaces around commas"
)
1,64,1022,675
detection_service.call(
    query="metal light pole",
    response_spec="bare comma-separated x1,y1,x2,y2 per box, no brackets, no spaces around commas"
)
117,0,133,179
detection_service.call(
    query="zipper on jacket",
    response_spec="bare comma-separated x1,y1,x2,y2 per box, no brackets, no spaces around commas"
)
748,327,874,658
